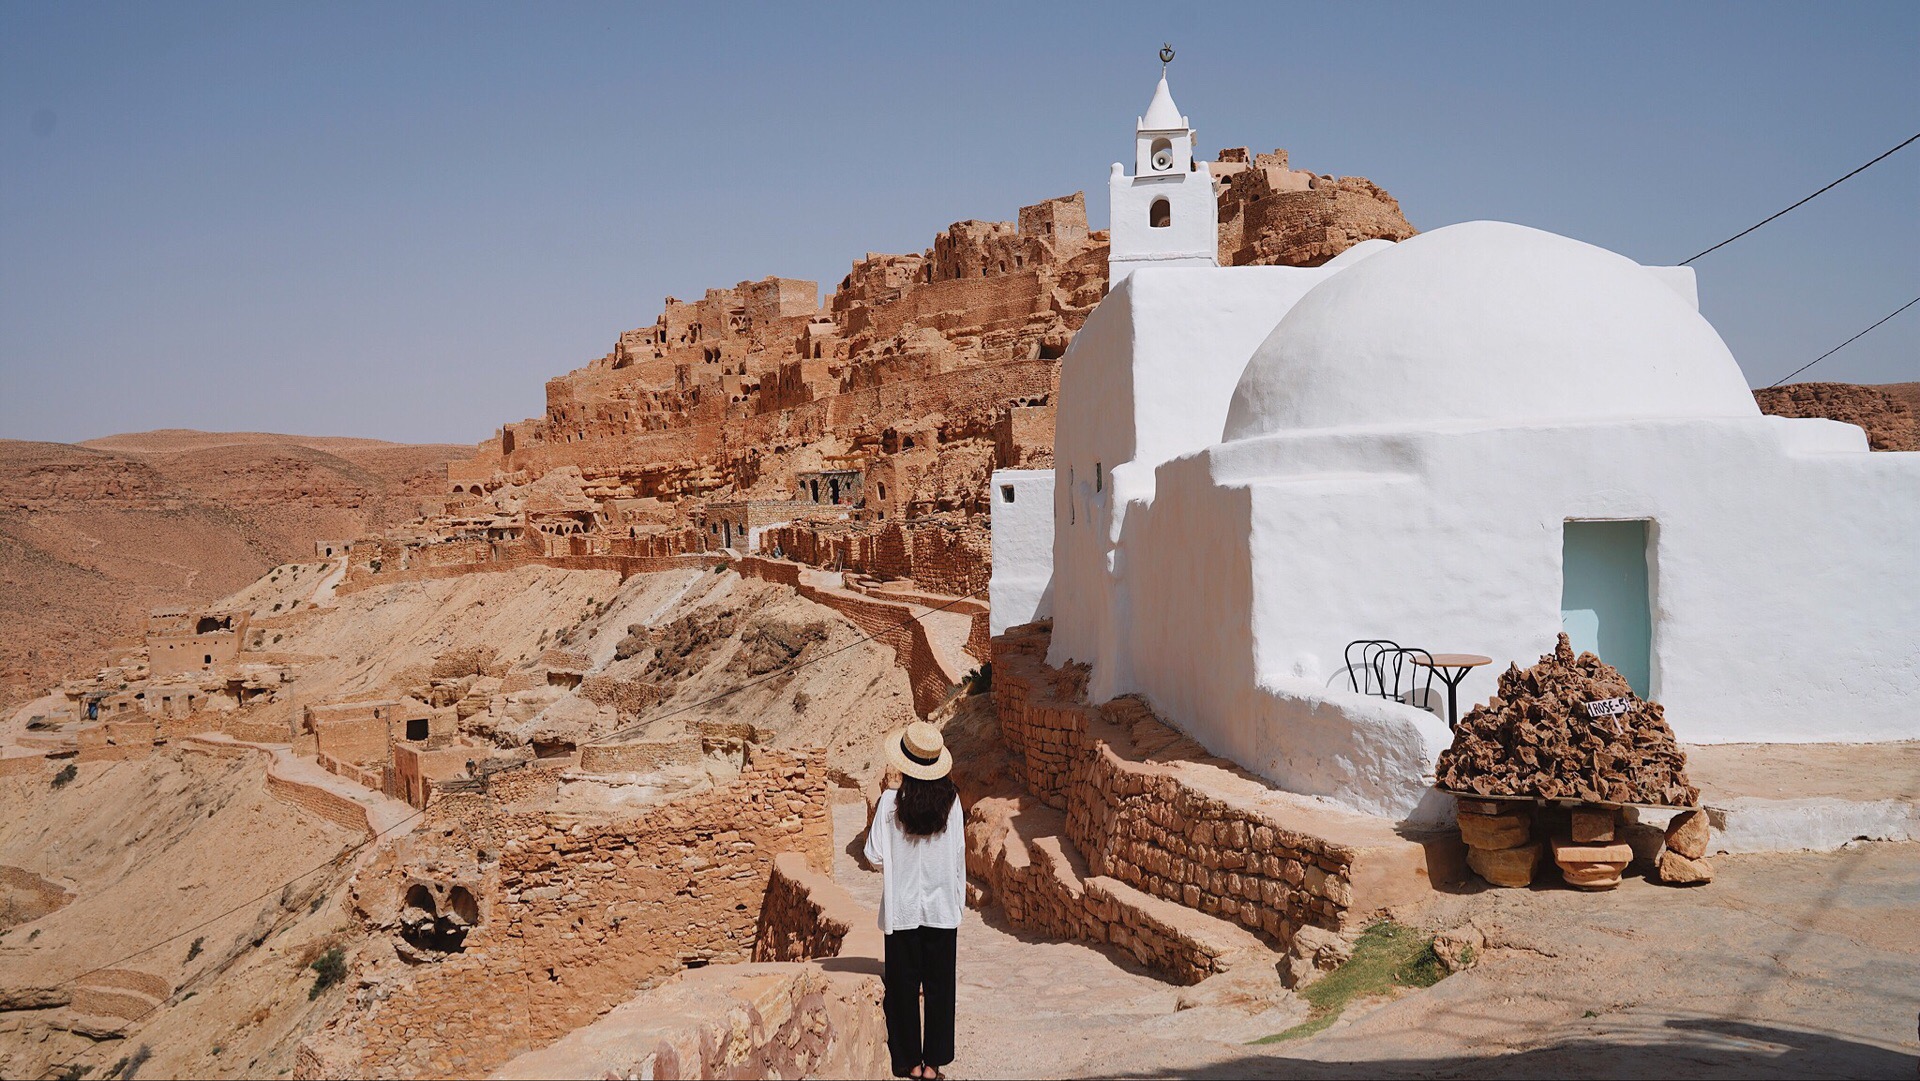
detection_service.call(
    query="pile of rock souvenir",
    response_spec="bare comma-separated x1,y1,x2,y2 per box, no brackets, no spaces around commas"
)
1437,635,1714,889
1435,634,1699,806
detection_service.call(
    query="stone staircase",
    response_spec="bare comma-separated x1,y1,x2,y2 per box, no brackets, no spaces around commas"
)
967,795,1271,984
966,622,1461,987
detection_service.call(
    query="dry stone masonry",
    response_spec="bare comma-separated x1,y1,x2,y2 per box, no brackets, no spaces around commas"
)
975,622,1447,984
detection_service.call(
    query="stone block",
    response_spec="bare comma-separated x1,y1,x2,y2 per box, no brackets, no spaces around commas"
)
1620,820,1665,866
1556,862,1624,890
1454,796,1509,817
1466,840,1541,887
1570,808,1616,843
1548,836,1632,864
1457,808,1531,850
1656,849,1714,885
1665,809,1710,860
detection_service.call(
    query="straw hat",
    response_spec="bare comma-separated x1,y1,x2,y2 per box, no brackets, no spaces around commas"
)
885,720,953,781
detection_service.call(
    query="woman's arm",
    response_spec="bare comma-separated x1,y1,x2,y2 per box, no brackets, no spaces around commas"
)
863,791,890,867
947,799,966,892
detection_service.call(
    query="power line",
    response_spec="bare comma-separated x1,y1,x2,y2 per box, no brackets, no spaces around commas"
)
27,568,986,1076
1680,132,1920,265
30,805,427,1079
1765,296,1920,388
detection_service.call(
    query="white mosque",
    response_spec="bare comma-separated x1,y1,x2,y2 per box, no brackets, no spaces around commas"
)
989,70,1920,823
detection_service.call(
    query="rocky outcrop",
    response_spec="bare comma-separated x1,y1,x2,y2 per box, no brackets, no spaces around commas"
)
1754,381,1919,451
1435,634,1699,806
1213,148,1418,267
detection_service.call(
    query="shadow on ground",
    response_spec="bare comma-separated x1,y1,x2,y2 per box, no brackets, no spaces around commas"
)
1106,1017,1917,1079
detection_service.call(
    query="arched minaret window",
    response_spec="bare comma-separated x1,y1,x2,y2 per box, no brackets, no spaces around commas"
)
1150,198,1171,229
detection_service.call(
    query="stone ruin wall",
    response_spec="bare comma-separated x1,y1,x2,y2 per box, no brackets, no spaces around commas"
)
304,749,834,1080
759,516,992,598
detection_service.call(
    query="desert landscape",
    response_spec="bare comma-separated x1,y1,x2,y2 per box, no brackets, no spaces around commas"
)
3,10,1916,1081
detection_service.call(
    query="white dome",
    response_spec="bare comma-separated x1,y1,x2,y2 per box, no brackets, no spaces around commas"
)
1223,221,1760,440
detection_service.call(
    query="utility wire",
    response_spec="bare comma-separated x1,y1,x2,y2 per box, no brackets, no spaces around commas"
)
1765,296,1920,388
47,804,426,992
1680,132,1920,265
29,806,426,1080
26,569,986,1076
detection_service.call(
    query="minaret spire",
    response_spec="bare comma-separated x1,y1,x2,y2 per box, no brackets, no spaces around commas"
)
1107,46,1219,286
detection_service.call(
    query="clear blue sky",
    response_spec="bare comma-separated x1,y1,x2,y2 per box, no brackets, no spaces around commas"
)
2,2,1915,446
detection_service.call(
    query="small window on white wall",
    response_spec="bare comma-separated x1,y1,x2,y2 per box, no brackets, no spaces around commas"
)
1001,485,1015,503
1149,198,1171,229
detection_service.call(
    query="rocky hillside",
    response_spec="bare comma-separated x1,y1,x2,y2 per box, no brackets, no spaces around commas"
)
0,432,468,709
1753,381,1919,451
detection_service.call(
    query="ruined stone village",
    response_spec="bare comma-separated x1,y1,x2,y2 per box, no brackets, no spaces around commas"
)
3,61,1918,1081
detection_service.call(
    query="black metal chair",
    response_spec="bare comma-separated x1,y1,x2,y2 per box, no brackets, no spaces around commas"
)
1343,639,1440,716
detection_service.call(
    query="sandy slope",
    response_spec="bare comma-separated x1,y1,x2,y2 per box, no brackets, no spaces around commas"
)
0,751,363,1080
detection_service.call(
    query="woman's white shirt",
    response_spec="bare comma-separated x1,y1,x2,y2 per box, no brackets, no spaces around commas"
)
862,789,965,934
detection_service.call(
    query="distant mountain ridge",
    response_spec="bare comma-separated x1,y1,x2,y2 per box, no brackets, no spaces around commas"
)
0,430,470,709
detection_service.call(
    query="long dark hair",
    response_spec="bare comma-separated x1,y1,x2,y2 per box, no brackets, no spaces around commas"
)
895,774,958,837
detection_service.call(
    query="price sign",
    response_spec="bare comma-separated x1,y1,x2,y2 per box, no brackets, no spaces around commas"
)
1583,696,1631,718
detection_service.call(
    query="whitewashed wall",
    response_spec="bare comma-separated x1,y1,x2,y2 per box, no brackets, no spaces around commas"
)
987,469,1055,635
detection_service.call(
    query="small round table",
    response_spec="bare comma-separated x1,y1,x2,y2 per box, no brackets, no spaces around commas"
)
1411,653,1493,730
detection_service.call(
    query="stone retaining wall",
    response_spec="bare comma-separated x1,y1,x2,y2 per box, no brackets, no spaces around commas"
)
752,852,870,963
0,754,49,778
70,969,170,1020
965,798,1260,984
989,622,1443,951
265,771,378,839
336,552,721,596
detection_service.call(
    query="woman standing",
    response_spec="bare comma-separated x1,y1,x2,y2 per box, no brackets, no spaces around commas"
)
864,720,965,1080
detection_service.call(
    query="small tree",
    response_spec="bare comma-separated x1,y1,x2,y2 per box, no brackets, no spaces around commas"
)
309,946,348,1000
51,763,78,789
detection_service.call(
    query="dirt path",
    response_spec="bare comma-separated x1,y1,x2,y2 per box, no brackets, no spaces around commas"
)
833,803,1919,1078
830,802,1305,1079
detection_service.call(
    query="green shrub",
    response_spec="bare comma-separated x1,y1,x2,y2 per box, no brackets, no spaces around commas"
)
185,936,203,962
1254,921,1447,1044
51,763,78,788
308,946,347,1000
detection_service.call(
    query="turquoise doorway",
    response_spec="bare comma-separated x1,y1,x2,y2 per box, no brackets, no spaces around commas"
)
1560,520,1653,697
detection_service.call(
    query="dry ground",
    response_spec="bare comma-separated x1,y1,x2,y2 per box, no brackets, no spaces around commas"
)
834,796,1917,1079
0,751,366,1080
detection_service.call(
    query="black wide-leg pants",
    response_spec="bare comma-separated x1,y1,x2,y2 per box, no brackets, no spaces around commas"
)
883,925,957,1077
